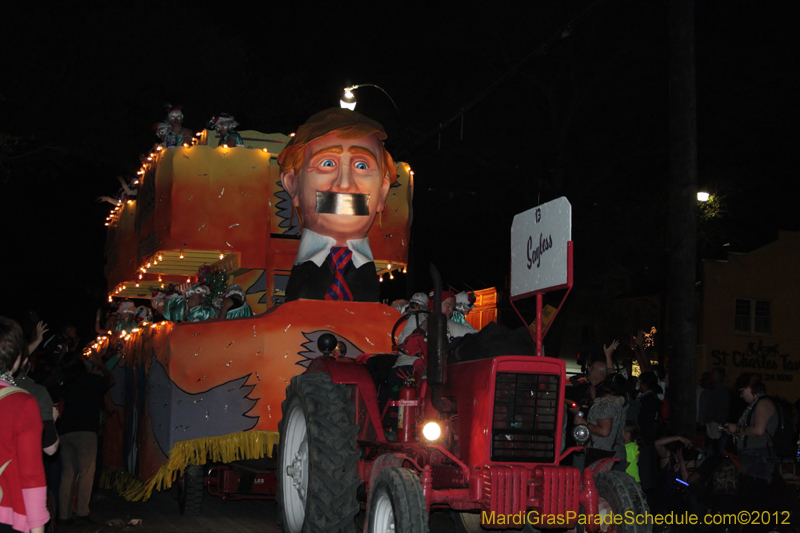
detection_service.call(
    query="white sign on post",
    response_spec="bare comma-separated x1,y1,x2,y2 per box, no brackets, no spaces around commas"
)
510,197,572,298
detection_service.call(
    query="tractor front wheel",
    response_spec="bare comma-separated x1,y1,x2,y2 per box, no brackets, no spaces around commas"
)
593,471,650,533
278,372,360,533
368,467,429,533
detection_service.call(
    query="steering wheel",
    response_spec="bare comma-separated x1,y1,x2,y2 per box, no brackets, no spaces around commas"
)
391,309,430,350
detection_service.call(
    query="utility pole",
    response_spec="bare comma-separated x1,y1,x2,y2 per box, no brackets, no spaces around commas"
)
668,0,698,438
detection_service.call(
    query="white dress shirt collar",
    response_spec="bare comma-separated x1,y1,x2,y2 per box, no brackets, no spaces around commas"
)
294,228,374,269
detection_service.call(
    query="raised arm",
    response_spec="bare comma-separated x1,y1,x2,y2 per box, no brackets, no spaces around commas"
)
94,309,109,335
117,175,137,196
655,435,691,453
96,195,121,206
28,321,48,354
603,339,620,373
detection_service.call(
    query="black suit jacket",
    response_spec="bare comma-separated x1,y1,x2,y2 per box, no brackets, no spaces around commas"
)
284,260,380,302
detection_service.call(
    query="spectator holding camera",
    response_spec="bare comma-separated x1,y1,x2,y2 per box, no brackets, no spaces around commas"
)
656,435,695,482
651,434,697,513
42,325,79,356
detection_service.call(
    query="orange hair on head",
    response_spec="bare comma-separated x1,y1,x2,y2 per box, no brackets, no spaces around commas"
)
278,108,397,183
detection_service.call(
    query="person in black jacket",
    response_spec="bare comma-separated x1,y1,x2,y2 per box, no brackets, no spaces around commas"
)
56,351,114,524
277,108,397,302
637,370,663,497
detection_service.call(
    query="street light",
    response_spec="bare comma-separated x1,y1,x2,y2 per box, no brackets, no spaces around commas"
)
697,191,710,202
339,84,400,118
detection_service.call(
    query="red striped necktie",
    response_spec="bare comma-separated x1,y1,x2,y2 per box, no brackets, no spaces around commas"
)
324,247,354,301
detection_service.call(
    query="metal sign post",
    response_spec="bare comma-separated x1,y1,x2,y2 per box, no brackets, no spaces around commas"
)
509,197,573,357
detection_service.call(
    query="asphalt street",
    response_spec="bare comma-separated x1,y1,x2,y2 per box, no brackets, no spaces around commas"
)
55,486,458,533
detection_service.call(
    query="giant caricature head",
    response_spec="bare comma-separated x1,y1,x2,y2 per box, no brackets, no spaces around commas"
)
278,108,397,246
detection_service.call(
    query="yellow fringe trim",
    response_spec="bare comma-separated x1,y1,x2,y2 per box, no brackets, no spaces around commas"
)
100,466,146,495
101,430,279,502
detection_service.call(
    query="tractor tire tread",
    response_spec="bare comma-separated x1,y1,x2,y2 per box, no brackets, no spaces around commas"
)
179,464,204,516
594,471,650,533
369,467,429,533
279,372,360,533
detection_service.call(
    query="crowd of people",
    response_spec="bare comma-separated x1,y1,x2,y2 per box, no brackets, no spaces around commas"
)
568,332,800,531
0,271,272,532
0,265,256,532
1,316,115,532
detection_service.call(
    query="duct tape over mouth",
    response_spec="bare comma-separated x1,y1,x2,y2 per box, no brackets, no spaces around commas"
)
315,191,370,216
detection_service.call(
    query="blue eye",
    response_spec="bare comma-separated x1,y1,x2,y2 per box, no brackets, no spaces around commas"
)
355,162,368,170
321,160,335,168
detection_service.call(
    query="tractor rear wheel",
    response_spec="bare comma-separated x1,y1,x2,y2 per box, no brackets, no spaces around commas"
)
368,467,429,533
178,464,204,516
593,471,650,533
278,372,360,533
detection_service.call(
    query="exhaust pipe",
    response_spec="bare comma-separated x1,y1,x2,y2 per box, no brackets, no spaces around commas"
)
427,264,453,413
427,264,445,387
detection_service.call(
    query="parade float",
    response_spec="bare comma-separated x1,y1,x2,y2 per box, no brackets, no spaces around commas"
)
98,119,414,505
98,109,649,533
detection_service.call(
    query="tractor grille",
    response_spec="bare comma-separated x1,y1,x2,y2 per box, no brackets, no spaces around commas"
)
492,373,558,463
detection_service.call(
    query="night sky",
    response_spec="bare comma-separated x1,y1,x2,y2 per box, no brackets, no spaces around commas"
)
1,1,798,338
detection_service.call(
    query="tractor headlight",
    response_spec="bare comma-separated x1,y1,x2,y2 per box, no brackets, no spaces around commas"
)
422,422,442,441
572,424,591,445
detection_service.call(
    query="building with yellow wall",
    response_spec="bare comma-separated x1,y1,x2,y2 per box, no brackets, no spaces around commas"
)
698,231,800,402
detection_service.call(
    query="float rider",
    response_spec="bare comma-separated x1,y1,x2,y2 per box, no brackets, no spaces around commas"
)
156,282,215,323
153,121,170,149
208,113,244,148
164,105,193,148
218,284,253,319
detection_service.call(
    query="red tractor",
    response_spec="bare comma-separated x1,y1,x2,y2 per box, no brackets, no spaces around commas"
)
276,263,650,533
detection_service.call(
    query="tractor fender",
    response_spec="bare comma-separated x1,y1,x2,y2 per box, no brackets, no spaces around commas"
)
587,457,618,474
368,453,414,491
306,356,386,442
